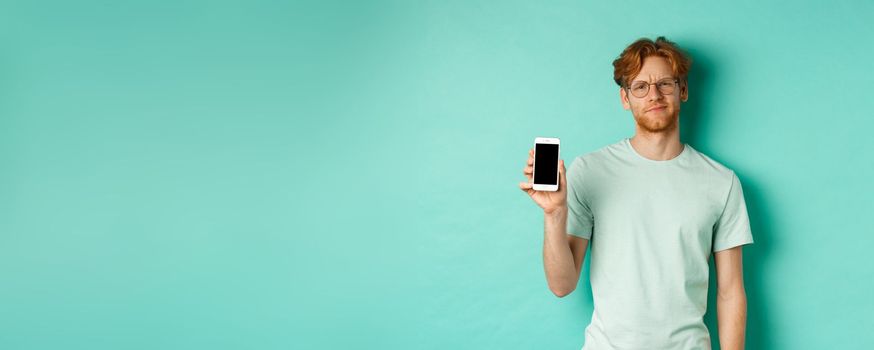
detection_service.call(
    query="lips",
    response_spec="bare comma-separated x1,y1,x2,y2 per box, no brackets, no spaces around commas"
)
647,105,667,112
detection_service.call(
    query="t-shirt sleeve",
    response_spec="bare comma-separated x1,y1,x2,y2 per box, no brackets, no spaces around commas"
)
566,157,594,239
712,171,754,252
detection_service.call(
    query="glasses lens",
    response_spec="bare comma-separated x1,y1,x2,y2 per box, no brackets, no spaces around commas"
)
656,80,676,95
630,83,648,97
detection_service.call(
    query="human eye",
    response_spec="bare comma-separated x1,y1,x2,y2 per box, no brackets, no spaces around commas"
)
658,79,675,88
631,82,647,92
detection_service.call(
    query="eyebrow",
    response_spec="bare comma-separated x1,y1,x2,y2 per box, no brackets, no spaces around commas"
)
630,77,677,84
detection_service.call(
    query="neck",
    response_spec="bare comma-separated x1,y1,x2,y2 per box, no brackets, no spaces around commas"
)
629,127,684,161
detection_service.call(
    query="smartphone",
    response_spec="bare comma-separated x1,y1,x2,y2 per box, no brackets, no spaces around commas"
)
533,137,560,192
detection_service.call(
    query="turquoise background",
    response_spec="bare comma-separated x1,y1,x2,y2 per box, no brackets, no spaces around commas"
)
1,1,872,349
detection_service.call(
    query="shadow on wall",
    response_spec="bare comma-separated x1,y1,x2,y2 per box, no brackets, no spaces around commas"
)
682,42,776,350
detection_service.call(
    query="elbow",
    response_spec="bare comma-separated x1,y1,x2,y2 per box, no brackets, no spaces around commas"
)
717,287,747,302
551,286,575,298
548,276,579,298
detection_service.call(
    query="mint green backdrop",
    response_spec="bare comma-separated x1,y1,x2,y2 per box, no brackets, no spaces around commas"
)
1,1,872,349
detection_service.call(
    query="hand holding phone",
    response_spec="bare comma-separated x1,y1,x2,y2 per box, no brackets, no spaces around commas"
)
519,137,567,213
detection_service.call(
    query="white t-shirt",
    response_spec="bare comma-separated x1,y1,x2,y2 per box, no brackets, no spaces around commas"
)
566,138,754,350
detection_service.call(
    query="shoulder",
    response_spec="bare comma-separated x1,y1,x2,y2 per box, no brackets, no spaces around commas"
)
569,140,625,171
685,145,740,184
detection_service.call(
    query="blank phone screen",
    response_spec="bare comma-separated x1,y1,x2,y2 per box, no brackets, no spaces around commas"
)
534,143,559,185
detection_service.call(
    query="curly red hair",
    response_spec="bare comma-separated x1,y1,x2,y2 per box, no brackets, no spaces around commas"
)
612,36,692,88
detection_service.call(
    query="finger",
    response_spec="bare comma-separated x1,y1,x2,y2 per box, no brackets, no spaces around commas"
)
559,159,567,189
519,181,533,190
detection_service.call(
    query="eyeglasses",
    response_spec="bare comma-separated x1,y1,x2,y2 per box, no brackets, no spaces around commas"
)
626,78,680,98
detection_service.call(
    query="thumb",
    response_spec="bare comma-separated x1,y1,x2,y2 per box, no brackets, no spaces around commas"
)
559,159,567,188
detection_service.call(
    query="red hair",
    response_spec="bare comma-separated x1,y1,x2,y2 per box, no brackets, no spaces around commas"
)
612,36,692,88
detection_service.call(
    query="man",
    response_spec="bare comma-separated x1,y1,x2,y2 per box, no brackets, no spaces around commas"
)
518,37,753,350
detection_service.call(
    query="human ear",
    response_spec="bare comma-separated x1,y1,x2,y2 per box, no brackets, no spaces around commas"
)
620,88,631,110
680,81,689,102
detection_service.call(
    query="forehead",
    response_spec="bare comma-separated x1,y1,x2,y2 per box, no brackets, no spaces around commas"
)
631,56,674,81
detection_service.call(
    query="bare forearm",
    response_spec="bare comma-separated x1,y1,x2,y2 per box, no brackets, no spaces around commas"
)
542,207,576,296
717,291,747,350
